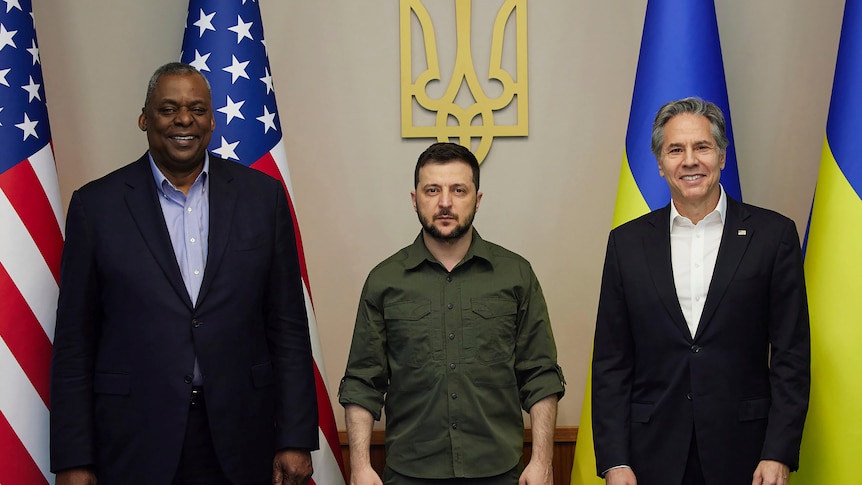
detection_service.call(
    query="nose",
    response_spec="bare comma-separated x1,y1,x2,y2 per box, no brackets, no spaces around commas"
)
173,107,194,126
682,147,699,166
438,189,453,208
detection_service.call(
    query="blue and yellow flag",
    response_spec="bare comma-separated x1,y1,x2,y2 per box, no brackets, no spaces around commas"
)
795,2,862,482
571,1,742,483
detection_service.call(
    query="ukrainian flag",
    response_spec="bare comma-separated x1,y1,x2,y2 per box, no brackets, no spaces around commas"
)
794,2,862,482
571,1,742,483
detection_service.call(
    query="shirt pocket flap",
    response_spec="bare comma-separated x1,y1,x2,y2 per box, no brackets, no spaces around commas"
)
470,298,518,319
383,300,431,320
738,397,771,421
94,372,131,396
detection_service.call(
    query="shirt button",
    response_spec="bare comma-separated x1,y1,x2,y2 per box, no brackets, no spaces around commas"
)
448,333,455,340
187,207,192,213
691,345,701,353
451,393,457,400
190,237,196,243
193,269,200,276
450,363,456,369
447,303,453,310
451,423,457,429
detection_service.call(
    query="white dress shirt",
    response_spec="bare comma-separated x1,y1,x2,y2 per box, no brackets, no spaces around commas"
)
670,186,727,338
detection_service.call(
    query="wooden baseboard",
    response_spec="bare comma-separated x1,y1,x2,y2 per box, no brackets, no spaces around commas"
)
338,426,579,484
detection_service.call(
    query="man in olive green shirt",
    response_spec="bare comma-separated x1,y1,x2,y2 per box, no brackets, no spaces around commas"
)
339,143,565,485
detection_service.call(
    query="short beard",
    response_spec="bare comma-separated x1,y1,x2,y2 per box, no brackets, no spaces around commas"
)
418,209,475,243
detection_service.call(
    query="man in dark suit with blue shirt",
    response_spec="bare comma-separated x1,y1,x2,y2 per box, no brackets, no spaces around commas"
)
50,62,318,485
592,97,810,485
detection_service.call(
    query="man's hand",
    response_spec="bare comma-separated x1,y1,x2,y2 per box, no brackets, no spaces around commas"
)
55,468,97,485
519,461,552,485
349,463,383,485
272,449,313,485
605,466,637,485
752,459,790,485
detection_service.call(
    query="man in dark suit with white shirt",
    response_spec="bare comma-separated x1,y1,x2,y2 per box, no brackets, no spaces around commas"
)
592,97,810,485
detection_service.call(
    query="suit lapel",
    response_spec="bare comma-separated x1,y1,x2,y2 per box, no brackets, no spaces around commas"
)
645,206,692,341
695,197,752,339
124,154,194,310
196,156,237,308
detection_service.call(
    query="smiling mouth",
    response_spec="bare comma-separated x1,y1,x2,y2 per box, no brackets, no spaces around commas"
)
170,135,197,141
680,175,703,181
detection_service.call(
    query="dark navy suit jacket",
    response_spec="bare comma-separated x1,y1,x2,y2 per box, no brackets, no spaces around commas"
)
592,197,810,485
50,154,318,484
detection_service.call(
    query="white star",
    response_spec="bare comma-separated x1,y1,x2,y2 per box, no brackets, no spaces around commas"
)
27,39,39,65
22,75,41,102
0,68,10,87
256,106,277,134
3,0,22,13
217,95,245,125
260,67,274,94
0,24,17,52
193,9,216,38
0,106,4,126
189,50,211,72
15,112,38,140
212,136,240,160
222,55,250,84
227,15,253,44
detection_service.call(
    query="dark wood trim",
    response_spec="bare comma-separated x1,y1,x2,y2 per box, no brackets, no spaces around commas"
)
338,427,579,484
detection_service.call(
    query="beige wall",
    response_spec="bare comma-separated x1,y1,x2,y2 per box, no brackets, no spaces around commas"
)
34,1,845,429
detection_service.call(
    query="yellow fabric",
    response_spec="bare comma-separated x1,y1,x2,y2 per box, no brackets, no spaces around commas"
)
794,140,862,483
570,153,649,485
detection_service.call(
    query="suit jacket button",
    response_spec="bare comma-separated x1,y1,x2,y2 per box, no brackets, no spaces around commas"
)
686,393,692,401
184,375,193,384
690,344,701,353
192,319,201,328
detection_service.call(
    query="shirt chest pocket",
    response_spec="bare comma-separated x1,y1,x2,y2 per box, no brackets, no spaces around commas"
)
384,299,437,368
464,297,518,364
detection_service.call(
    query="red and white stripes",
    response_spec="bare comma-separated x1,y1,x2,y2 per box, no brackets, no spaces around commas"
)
0,142,63,485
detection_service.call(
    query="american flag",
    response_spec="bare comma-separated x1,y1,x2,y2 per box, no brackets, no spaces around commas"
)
0,1,63,484
180,1,347,484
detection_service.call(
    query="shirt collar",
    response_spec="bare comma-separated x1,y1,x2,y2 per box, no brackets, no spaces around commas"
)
403,227,493,271
148,152,210,196
669,184,727,230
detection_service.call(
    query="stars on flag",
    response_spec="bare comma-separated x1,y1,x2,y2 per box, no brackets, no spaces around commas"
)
212,136,239,161
217,95,244,125
227,15,253,44
0,22,17,50
180,2,282,167
21,74,40,101
14,111,36,140
193,9,215,38
222,54,249,83
3,0,22,14
0,3,52,174
26,37,38,64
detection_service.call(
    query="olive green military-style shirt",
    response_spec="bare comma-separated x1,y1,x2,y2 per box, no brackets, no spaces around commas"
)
339,230,565,479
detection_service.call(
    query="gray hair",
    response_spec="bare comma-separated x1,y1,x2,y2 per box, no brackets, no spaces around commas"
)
651,97,729,159
143,62,212,109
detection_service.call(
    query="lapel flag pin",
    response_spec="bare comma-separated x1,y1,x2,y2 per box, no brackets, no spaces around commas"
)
738,229,747,236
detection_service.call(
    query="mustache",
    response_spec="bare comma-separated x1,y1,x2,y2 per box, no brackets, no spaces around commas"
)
435,209,455,218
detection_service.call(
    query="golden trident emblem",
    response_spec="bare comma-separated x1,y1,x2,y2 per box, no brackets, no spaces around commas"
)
400,0,528,164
